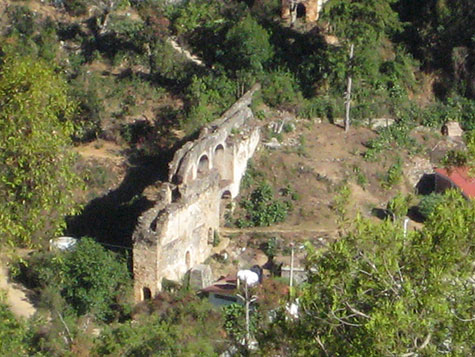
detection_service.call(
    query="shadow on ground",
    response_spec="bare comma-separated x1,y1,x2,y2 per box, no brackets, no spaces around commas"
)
66,153,172,250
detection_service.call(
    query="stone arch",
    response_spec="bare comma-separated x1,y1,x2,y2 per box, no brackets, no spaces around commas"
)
196,154,210,179
142,287,152,300
213,144,226,177
220,190,234,223
221,190,232,199
185,251,191,270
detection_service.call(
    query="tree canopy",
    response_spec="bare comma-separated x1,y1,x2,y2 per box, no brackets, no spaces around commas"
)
0,52,81,247
261,190,474,356
21,238,131,321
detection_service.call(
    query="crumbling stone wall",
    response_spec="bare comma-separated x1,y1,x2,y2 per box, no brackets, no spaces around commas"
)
281,0,329,23
133,85,261,302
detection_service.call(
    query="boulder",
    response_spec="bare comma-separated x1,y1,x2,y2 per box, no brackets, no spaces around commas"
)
189,264,213,290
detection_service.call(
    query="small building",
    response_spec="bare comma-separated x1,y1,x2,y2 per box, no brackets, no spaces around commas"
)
441,121,464,138
199,274,240,307
434,167,475,200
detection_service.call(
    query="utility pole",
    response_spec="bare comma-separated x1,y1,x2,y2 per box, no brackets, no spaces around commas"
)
237,279,257,347
344,43,354,132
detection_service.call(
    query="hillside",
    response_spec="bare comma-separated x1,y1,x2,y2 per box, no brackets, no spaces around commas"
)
0,0,474,355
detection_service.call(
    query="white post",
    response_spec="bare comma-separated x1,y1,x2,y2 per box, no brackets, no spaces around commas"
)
290,243,294,289
244,281,250,345
344,43,354,132
403,218,409,238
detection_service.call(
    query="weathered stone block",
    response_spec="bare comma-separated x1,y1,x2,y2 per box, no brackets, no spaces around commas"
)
189,264,213,290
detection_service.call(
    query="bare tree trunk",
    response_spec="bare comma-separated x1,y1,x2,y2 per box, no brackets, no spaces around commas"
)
290,0,297,26
344,43,354,132
98,10,111,35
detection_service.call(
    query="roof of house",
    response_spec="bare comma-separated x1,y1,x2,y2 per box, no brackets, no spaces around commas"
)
200,274,237,295
434,166,475,198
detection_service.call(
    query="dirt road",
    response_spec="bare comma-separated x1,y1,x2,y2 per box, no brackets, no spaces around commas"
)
0,264,36,319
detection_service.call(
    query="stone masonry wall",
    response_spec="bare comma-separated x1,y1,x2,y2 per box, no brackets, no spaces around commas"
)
133,84,261,302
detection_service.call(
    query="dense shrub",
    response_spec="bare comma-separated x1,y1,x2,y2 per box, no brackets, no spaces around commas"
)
237,182,292,227
261,69,303,108
418,192,446,219
16,238,131,321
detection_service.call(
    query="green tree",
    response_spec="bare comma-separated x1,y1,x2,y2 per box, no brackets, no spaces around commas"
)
261,190,474,355
59,238,131,321
237,181,291,227
18,238,131,321
0,52,81,248
223,14,273,75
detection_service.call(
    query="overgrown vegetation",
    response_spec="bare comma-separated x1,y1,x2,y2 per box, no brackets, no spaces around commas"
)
260,190,474,355
15,238,131,322
1,0,474,354
236,181,293,227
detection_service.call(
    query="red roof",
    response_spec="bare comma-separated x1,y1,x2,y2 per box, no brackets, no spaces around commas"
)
434,167,475,198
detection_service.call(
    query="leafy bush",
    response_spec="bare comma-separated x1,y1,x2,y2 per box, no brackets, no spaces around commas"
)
386,193,412,221
0,299,29,355
442,149,469,168
332,183,351,223
364,124,418,161
63,0,89,16
7,6,37,37
237,182,292,227
95,292,223,355
183,72,237,133
381,158,403,189
261,69,302,108
16,238,131,321
418,193,446,219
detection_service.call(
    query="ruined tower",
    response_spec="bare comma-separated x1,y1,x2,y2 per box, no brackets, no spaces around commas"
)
281,0,329,23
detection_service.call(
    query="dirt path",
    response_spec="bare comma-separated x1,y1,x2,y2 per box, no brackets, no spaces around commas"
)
74,141,124,162
168,37,205,67
0,265,36,319
220,226,334,235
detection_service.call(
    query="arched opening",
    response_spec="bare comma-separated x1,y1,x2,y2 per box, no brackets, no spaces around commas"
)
297,3,306,18
197,155,210,179
220,190,234,224
185,251,191,270
142,287,152,300
221,190,232,199
172,188,181,202
213,144,227,179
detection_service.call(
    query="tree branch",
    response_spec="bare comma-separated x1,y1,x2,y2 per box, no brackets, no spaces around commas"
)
345,302,371,319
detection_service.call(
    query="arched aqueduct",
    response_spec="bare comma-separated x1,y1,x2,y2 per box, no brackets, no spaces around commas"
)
132,84,261,301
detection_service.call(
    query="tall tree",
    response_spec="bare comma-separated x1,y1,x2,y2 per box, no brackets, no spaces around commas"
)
260,190,474,355
0,52,81,247
322,0,403,129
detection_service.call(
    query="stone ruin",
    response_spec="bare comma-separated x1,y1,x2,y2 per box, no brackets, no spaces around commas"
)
281,0,329,24
132,84,261,302
441,121,464,138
